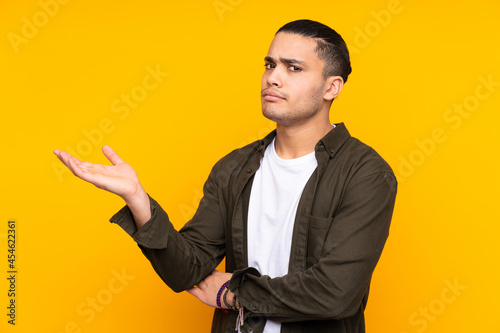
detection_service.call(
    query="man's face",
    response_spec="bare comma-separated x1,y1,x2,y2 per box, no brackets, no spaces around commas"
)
261,32,329,126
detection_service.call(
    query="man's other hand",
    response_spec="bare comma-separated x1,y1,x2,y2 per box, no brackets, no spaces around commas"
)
187,270,234,309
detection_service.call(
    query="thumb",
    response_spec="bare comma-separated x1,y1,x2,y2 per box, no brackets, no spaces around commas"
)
102,145,124,166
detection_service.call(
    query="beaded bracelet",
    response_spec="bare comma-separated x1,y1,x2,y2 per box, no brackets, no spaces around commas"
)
222,286,232,309
216,280,231,309
233,295,241,310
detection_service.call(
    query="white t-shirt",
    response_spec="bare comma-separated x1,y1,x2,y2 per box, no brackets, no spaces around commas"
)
247,137,318,333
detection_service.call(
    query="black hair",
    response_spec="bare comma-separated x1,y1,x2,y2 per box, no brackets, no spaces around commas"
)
276,19,352,83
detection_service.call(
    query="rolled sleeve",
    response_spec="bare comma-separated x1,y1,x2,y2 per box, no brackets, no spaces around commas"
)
109,194,173,249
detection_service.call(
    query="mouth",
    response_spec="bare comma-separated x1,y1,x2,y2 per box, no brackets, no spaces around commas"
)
262,90,286,102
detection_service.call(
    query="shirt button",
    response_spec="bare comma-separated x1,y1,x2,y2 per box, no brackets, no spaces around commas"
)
246,168,252,173
248,329,254,333
251,304,258,311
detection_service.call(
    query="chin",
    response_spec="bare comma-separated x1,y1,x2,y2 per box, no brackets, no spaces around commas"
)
262,108,283,123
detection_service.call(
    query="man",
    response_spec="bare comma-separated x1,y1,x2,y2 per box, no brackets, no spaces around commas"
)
54,19,397,333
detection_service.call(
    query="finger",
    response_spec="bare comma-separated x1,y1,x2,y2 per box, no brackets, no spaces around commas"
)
77,162,93,173
62,152,95,178
54,151,100,187
66,152,88,178
69,153,84,164
55,150,73,170
54,149,83,166
102,145,123,166
53,149,68,165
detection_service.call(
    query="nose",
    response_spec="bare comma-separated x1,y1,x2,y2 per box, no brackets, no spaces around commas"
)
265,66,283,88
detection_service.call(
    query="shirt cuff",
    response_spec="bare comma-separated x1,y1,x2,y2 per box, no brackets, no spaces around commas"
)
229,266,262,313
109,194,172,249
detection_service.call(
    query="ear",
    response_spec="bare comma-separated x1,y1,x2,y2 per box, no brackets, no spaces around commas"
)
323,76,344,101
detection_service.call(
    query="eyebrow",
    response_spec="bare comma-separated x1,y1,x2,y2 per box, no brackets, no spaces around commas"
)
264,56,307,67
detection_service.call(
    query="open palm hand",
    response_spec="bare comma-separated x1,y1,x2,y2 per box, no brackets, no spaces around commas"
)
53,145,141,201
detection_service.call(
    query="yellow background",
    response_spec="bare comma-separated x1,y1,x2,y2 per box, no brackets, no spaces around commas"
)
1,0,499,332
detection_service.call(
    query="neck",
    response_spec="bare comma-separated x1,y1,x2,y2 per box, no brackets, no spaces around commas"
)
274,119,334,159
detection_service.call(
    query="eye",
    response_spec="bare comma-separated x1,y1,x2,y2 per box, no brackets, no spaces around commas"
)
264,63,275,69
289,65,302,72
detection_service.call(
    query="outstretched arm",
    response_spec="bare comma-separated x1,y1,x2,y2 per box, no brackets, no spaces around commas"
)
53,145,151,229
55,144,228,293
